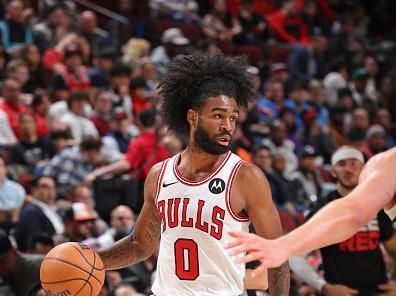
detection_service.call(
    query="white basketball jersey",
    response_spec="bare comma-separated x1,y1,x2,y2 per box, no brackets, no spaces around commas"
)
151,151,250,296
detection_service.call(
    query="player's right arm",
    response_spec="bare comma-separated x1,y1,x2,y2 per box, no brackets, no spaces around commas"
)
98,162,162,270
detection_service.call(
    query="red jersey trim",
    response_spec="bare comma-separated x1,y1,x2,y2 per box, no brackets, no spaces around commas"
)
154,160,168,204
226,160,250,222
173,151,232,186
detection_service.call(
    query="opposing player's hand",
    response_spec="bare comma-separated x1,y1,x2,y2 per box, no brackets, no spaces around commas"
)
225,231,290,277
322,283,358,296
378,280,396,296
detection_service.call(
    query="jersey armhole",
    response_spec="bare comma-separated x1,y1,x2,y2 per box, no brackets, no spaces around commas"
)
154,160,168,204
226,160,250,222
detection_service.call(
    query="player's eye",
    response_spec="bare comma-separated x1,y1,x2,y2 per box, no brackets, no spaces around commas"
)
214,114,222,119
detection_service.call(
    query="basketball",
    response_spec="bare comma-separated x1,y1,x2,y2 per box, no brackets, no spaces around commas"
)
40,242,105,296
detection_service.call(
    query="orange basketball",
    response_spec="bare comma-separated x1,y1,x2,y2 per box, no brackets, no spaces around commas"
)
40,242,105,296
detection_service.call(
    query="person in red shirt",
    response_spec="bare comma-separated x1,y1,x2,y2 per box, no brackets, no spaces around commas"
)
130,77,153,119
32,90,51,138
86,108,169,184
0,78,30,138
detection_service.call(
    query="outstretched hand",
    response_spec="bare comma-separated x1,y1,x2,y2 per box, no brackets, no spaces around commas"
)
225,231,290,277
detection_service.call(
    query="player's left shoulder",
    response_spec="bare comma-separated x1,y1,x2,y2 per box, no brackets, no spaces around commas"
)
235,161,266,184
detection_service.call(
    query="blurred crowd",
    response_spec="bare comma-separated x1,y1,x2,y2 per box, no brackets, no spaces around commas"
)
0,0,396,295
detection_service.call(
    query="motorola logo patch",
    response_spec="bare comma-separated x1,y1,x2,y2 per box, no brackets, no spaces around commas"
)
208,178,225,194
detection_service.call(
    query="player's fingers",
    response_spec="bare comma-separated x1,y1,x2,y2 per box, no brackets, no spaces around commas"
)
234,251,262,264
252,263,268,278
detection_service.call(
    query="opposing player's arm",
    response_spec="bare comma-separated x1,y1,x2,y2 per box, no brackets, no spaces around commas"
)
98,162,162,270
235,163,290,295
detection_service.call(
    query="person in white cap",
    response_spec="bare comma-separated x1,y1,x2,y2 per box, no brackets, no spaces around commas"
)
289,146,396,296
226,145,396,277
150,28,189,78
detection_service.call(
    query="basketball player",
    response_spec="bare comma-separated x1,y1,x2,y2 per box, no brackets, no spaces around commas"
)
98,52,290,295
226,146,396,277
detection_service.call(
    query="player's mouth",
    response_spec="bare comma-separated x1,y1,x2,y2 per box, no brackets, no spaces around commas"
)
216,135,231,146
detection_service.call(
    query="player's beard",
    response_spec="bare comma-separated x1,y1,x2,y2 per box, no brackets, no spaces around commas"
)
194,124,230,155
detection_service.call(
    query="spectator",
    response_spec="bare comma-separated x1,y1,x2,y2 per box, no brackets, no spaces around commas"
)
0,0,33,56
252,145,288,205
347,107,370,145
15,176,63,252
86,109,169,208
130,77,153,119
299,106,335,164
33,3,72,51
323,59,349,106
43,136,102,198
10,112,55,174
88,47,116,88
0,78,30,138
262,120,298,173
288,145,324,204
287,33,328,83
0,155,25,230
257,79,287,123
31,90,51,138
150,28,189,78
78,10,107,63
308,79,329,128
95,205,136,249
0,229,43,296
102,109,137,160
359,124,388,159
26,232,54,255
60,90,99,143
149,0,200,22
364,56,380,102
110,63,133,119
0,109,17,147
89,89,114,137
5,59,30,94
51,42,91,91
62,202,97,242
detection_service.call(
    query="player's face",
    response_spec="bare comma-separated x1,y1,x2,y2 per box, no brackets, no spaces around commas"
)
193,95,239,155
332,158,364,190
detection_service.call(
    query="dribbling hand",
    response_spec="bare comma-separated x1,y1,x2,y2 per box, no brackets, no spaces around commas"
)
225,231,290,277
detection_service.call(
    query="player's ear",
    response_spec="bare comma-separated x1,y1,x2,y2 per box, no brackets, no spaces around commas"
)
330,166,337,179
187,109,198,129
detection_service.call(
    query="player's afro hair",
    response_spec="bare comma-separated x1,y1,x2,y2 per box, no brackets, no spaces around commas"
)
159,51,254,135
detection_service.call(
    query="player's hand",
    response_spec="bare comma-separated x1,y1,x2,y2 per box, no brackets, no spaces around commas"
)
225,231,290,277
378,280,396,296
321,283,358,296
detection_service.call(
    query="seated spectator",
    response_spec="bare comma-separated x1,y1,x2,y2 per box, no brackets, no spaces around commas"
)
102,109,138,161
93,205,135,249
252,145,288,205
307,79,329,128
0,229,43,296
51,42,91,91
257,79,287,123
15,176,63,252
88,47,116,88
347,107,370,145
0,109,17,147
149,0,200,22
62,202,97,242
288,145,324,204
262,120,298,173
130,77,153,119
10,112,56,174
323,59,349,106
43,136,102,198
0,0,33,56
33,3,72,50
110,63,133,119
26,232,54,255
89,89,114,137
0,155,25,231
78,10,108,63
86,109,169,210
0,78,30,138
358,124,389,159
122,38,151,71
60,90,99,143
150,28,189,78
31,90,51,138
5,59,30,95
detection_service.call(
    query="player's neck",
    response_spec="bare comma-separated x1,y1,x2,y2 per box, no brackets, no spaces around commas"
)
181,146,228,176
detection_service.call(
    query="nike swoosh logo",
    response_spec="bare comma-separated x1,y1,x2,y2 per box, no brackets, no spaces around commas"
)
162,181,178,188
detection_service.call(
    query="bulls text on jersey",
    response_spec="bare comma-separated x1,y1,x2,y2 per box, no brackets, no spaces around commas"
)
157,197,226,240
